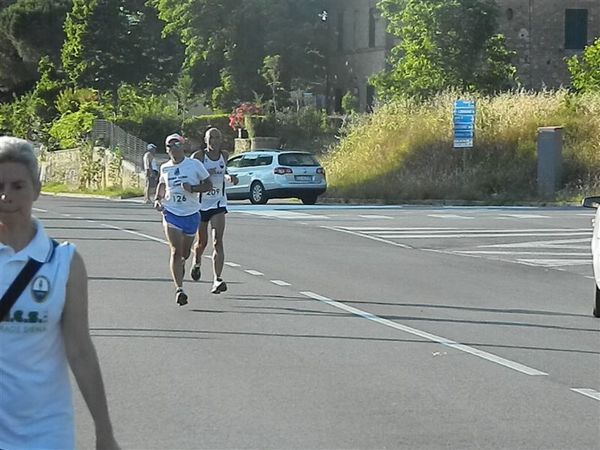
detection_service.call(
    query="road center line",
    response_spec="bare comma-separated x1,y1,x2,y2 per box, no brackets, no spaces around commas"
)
300,291,547,377
570,388,600,401
245,270,264,276
99,223,168,244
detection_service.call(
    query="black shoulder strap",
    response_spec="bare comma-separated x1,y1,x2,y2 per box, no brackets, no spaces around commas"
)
0,239,59,322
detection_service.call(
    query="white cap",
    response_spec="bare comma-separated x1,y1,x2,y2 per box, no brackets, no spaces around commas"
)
165,133,185,147
146,143,157,151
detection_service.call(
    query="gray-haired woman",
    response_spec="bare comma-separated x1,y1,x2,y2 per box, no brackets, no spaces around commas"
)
0,137,119,449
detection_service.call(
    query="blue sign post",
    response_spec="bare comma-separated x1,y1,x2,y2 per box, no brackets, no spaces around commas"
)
453,100,476,148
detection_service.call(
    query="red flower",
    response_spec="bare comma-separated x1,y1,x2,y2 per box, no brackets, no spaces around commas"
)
229,102,261,130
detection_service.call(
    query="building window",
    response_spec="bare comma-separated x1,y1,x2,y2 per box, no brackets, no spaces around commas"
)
565,9,588,50
369,7,377,48
337,11,344,52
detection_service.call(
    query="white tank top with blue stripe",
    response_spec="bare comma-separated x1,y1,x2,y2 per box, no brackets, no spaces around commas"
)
200,152,228,211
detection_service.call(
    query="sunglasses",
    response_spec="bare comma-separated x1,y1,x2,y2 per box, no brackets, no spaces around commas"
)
167,141,183,149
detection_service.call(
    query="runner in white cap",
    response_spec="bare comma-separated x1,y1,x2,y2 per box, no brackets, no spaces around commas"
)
154,133,212,306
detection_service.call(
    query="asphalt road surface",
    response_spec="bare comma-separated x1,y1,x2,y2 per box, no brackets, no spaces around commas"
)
35,195,600,450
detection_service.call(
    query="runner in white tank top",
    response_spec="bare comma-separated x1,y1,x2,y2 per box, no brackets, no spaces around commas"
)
190,127,238,293
0,136,119,449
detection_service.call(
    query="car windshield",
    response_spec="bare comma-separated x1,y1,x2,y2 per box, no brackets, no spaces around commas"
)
278,153,319,167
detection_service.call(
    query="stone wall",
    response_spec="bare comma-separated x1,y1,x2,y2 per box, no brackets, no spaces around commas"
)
40,147,143,190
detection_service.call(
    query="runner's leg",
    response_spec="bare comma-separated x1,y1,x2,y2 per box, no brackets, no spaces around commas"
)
191,220,209,280
210,212,226,280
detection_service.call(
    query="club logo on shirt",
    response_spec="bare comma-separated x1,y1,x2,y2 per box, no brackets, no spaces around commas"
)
31,275,51,303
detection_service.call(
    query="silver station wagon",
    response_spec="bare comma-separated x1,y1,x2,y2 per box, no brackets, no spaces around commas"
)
225,150,327,205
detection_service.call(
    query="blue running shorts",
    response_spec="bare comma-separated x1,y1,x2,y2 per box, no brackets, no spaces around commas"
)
163,210,200,235
200,207,227,223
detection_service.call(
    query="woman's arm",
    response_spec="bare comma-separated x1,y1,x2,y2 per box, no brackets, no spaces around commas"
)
62,250,120,450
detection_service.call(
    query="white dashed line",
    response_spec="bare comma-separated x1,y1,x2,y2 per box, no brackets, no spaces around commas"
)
225,262,241,267
571,388,600,401
245,270,264,276
271,280,291,286
300,291,547,376
99,223,168,244
33,208,47,213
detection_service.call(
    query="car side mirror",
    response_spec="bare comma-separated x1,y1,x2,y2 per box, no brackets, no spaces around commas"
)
582,196,600,209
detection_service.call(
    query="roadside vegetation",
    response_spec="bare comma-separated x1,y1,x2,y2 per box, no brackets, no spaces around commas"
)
322,90,600,203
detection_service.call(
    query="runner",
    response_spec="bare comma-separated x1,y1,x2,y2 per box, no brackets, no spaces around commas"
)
155,133,212,305
190,127,238,294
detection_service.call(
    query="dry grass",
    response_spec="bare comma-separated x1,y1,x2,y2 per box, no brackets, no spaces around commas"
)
322,90,600,203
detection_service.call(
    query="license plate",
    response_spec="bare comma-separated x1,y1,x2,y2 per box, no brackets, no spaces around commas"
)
295,175,312,181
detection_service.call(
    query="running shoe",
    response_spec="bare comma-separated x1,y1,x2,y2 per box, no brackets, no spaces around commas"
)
190,264,201,281
211,279,227,294
175,288,188,306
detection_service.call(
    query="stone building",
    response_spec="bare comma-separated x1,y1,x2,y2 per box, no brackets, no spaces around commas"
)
325,0,600,112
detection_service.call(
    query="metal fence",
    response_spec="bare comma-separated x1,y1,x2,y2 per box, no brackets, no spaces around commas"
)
91,119,146,171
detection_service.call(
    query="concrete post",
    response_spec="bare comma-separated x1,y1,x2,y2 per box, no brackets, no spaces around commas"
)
537,126,563,197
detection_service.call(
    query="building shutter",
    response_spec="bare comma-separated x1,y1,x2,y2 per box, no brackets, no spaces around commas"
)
565,9,588,50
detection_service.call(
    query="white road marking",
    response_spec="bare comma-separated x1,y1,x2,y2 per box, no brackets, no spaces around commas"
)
343,227,458,231
33,208,47,213
571,388,600,401
242,210,330,220
225,262,241,267
377,232,590,239
483,237,590,249
271,280,291,286
358,215,393,219
455,251,589,256
498,214,550,219
322,226,411,248
516,259,591,267
245,270,264,276
300,291,547,376
428,214,474,219
100,223,168,244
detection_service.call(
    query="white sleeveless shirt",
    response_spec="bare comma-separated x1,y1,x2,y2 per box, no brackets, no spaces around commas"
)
159,157,210,216
200,152,228,211
0,220,76,449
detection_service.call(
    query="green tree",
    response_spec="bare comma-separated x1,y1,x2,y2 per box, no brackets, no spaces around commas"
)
154,0,327,110
568,38,600,93
373,0,518,100
261,55,283,113
0,0,71,99
61,0,183,94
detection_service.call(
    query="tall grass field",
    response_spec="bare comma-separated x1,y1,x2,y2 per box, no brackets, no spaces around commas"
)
322,91,600,204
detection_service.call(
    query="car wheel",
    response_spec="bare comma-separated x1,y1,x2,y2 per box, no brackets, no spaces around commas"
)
250,181,268,204
594,285,600,318
301,195,318,205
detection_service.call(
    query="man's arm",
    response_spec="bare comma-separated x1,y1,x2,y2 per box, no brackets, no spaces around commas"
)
62,251,120,450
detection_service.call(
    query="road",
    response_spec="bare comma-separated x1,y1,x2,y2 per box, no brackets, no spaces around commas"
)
35,195,600,449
